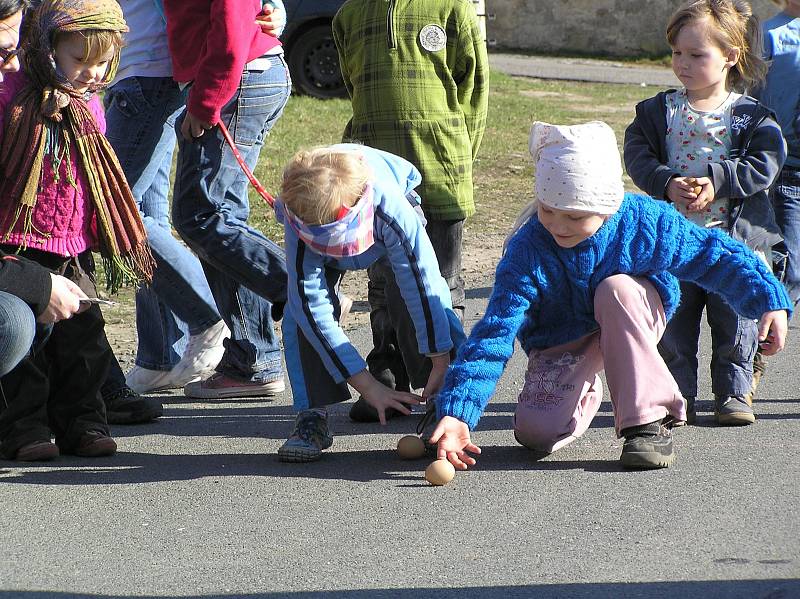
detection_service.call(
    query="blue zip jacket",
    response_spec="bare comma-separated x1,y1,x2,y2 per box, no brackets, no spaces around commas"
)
436,194,792,429
754,11,800,166
276,145,463,384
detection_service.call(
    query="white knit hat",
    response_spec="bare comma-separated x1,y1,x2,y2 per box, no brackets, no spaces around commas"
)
529,121,624,215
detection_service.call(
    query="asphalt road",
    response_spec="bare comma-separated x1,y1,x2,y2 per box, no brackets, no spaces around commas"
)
0,279,798,598
1,54,798,599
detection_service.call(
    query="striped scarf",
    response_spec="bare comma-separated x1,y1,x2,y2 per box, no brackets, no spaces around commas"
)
0,0,154,292
280,184,376,258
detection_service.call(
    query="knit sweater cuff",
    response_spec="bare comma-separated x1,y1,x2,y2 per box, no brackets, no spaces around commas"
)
436,393,484,430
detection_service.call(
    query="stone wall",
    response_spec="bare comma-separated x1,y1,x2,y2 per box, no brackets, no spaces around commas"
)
487,0,778,56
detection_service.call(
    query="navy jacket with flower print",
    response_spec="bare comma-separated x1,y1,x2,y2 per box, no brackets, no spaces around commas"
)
624,91,786,250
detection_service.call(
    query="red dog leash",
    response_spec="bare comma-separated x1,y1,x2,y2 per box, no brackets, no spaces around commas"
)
218,120,276,208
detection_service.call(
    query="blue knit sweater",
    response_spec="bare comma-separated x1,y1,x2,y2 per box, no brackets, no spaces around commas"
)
437,193,793,429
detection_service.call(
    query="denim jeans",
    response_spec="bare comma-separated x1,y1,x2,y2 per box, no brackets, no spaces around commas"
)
658,281,757,398
172,56,290,382
104,76,221,371
0,291,35,377
771,166,800,307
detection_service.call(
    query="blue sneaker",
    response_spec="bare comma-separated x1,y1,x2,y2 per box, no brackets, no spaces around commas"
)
278,409,333,462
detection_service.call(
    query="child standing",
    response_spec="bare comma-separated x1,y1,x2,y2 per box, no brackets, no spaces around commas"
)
755,0,800,307
332,0,488,422
624,0,785,425
428,121,790,471
0,0,154,460
162,0,291,399
275,144,465,462
750,0,800,396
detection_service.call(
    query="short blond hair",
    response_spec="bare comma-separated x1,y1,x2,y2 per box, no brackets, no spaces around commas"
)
281,147,370,225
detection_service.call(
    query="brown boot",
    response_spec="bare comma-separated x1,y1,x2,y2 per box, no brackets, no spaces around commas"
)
15,440,59,462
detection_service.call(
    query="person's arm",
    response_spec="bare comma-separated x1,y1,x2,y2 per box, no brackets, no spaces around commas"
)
453,3,488,159
430,244,538,468
707,112,786,201
436,240,538,428
185,0,262,126
623,101,679,200
0,254,87,322
643,203,793,320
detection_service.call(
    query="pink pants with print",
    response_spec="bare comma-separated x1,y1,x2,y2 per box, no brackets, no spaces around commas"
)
514,275,686,453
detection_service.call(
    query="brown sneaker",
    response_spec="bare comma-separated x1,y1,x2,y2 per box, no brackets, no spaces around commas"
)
183,372,285,399
15,440,60,462
71,431,117,457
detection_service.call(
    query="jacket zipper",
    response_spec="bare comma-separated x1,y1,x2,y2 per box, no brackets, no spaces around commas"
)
387,0,396,49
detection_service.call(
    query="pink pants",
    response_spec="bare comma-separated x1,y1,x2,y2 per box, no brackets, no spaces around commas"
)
514,275,686,453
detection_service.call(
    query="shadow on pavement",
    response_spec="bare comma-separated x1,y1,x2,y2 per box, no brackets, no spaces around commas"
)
0,442,628,486
1,578,798,598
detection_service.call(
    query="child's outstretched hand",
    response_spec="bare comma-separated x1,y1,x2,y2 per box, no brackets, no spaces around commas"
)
685,176,715,213
757,309,789,356
348,369,422,425
255,2,286,36
429,416,481,470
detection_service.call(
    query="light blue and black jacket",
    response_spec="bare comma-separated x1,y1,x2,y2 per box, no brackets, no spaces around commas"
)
276,145,463,387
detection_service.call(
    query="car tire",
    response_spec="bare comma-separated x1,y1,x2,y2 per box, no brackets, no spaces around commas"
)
287,23,347,99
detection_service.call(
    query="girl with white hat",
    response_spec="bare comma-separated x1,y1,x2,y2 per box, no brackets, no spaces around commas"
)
427,120,790,470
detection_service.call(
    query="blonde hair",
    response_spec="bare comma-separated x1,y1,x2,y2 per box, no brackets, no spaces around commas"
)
667,0,767,92
281,147,370,225
52,28,123,65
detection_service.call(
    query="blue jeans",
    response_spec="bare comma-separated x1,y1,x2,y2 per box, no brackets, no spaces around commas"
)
0,291,35,377
771,166,800,307
658,281,757,398
172,56,290,382
104,76,221,371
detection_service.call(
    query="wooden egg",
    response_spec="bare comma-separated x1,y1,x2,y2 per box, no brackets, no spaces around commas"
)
425,459,455,486
397,435,426,460
694,186,702,195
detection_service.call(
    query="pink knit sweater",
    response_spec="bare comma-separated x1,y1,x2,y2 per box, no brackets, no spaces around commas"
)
0,70,104,257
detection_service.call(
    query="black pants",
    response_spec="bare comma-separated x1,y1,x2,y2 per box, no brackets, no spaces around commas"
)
365,218,464,391
0,249,110,457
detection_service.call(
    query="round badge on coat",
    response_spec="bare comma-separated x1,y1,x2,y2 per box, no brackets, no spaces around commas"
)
419,24,447,52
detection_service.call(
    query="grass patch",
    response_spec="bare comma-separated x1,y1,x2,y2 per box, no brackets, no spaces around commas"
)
246,69,655,238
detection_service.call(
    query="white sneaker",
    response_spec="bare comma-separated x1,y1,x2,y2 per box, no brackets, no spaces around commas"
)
169,320,230,385
125,365,180,394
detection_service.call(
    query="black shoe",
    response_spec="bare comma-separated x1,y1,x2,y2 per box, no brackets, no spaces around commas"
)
104,387,163,425
714,395,755,426
348,397,402,423
620,420,675,469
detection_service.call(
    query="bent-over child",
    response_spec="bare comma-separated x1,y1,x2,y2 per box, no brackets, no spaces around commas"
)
624,0,785,425
428,121,790,471
275,144,465,462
